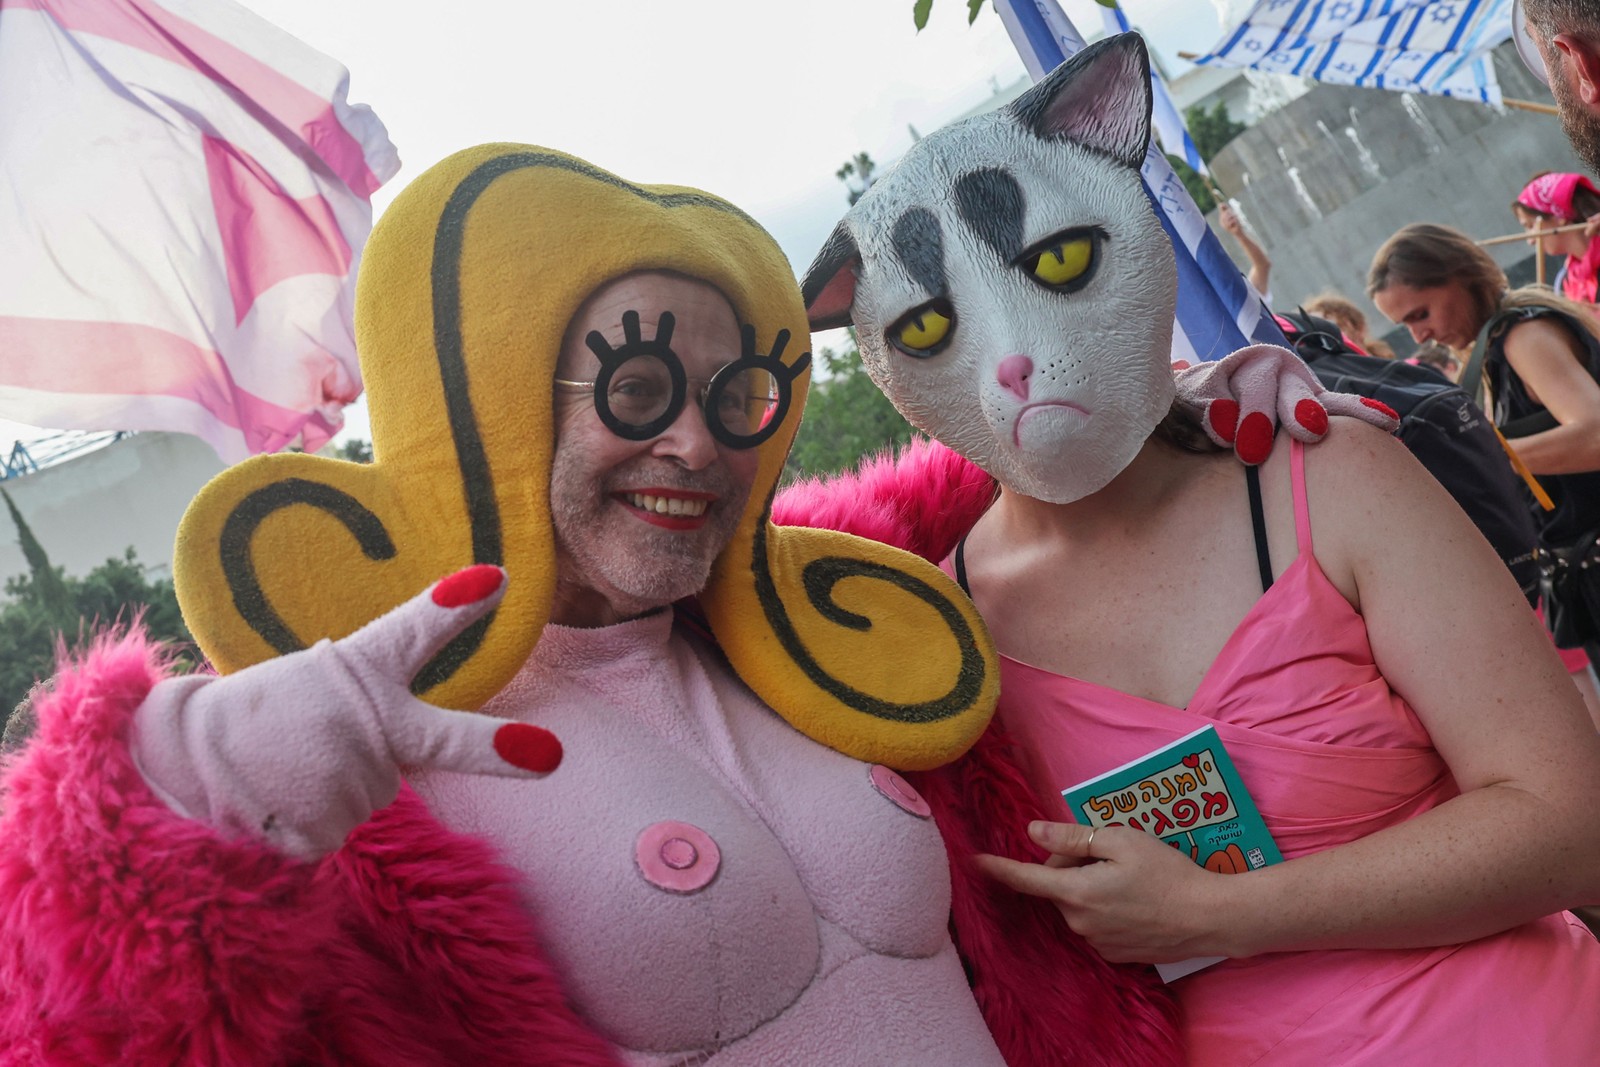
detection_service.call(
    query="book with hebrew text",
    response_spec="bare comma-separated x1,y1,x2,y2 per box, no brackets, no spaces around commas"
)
1062,724,1282,982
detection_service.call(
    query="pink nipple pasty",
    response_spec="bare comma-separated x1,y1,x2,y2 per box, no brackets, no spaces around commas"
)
869,765,932,818
635,820,721,893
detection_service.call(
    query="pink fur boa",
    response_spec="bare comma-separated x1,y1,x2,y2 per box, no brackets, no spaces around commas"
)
0,631,618,1067
776,439,1184,1066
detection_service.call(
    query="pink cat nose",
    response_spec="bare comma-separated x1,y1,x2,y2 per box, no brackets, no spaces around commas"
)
996,355,1034,402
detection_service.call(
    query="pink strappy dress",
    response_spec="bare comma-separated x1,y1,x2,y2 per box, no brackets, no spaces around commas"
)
989,442,1600,1065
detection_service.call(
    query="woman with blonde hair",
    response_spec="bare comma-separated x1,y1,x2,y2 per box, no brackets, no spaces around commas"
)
1370,221,1600,722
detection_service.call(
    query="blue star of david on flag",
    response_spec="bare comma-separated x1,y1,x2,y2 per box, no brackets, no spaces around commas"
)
1195,0,1513,105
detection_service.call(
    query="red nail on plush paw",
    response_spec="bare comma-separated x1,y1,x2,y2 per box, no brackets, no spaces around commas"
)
433,565,505,608
494,723,563,774
1361,397,1399,421
1236,412,1274,465
1294,398,1329,437
1208,398,1241,444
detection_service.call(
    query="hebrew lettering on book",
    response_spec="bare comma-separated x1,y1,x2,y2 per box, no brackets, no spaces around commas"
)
1081,749,1236,836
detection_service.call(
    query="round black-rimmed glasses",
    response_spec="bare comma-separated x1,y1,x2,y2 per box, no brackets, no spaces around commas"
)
554,309,809,450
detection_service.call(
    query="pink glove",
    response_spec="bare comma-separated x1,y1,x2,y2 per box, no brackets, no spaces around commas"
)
131,565,560,861
1174,344,1400,465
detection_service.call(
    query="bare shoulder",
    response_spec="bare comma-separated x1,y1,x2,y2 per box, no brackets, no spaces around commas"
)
1294,415,1432,508
1502,314,1586,363
1295,418,1474,606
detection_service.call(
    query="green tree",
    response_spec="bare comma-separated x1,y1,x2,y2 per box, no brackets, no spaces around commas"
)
1169,154,1215,214
784,341,916,483
335,437,374,463
0,498,192,741
1169,101,1247,214
913,0,989,30
836,151,878,206
1185,100,1247,160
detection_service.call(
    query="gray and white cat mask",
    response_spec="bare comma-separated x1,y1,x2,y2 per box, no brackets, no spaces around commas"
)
802,34,1178,505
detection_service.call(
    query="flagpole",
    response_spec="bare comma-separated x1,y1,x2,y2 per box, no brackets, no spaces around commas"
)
1477,220,1590,247
1503,98,1560,115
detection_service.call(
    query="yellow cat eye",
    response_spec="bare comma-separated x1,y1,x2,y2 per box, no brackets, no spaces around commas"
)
1021,231,1099,292
889,300,956,358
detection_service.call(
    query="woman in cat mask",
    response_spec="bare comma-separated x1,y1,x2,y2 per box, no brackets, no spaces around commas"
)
798,33,1600,1065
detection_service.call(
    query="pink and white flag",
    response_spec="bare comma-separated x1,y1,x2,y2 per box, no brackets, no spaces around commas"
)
0,0,399,462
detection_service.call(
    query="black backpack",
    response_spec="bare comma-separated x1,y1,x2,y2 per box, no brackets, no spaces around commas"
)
1277,309,1541,600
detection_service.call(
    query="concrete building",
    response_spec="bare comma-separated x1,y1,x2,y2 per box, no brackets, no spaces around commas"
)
0,432,224,584
1205,41,1579,355
1166,63,1306,126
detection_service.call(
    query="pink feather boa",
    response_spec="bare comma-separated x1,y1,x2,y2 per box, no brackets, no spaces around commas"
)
776,439,1183,1066
0,630,619,1067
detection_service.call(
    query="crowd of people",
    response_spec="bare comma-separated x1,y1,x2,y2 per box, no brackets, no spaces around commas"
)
4,6,1600,1066
1204,2,1600,733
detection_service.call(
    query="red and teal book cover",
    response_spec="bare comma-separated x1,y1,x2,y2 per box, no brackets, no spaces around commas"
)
1062,723,1283,981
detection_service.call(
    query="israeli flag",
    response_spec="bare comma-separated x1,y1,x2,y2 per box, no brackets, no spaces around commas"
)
992,0,1285,365
1198,0,1512,105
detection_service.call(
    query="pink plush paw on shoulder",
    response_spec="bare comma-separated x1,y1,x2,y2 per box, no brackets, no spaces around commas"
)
1361,397,1398,421
1236,412,1274,465
1293,398,1329,438
1207,398,1240,445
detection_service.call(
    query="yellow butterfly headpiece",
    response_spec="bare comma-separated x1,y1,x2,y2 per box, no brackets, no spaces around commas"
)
173,144,996,770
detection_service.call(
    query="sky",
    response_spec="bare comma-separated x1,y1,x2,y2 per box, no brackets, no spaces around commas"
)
1,0,1236,453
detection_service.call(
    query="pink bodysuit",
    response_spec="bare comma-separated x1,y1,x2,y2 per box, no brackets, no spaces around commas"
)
984,442,1600,1065
405,611,1003,1065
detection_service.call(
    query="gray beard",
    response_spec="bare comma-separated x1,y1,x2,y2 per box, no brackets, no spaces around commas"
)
548,455,749,614
1553,72,1600,177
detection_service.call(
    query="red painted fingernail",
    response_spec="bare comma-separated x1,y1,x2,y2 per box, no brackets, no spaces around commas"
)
1171,359,1192,371
1361,397,1398,420
432,565,504,608
1209,398,1240,444
1237,412,1274,465
494,723,562,774
1294,398,1328,437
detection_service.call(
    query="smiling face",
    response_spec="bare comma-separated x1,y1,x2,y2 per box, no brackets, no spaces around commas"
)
548,271,759,626
1371,280,1485,350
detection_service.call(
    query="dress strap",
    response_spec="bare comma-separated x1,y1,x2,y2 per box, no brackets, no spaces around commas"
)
1290,438,1312,554
1245,464,1273,594
953,537,971,596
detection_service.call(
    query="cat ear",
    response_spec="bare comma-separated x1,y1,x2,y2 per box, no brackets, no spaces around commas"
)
1008,32,1152,170
802,222,860,331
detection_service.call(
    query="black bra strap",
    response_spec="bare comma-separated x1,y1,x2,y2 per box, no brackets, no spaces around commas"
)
1246,464,1274,593
953,536,971,596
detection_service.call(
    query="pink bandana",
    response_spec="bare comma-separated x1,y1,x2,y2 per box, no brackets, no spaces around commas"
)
1518,172,1600,221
